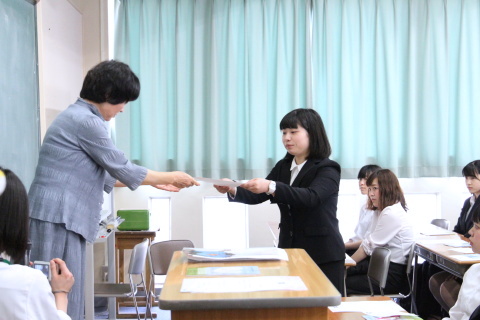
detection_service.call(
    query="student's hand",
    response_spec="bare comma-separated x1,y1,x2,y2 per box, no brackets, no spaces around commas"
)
213,179,236,196
170,172,200,189
240,178,269,194
50,258,74,293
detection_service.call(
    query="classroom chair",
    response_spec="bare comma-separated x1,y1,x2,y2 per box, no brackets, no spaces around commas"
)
351,244,415,300
431,218,450,230
94,238,149,320
147,239,195,320
367,247,392,296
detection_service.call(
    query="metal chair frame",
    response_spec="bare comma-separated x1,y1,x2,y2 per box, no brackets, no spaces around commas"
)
94,238,149,320
147,239,194,320
431,218,450,230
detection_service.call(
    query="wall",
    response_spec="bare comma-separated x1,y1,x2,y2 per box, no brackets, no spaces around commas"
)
114,177,469,247
36,0,108,282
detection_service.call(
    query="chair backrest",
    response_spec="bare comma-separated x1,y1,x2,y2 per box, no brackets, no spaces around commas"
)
128,238,150,275
149,240,194,275
431,218,450,230
367,247,391,295
405,243,416,274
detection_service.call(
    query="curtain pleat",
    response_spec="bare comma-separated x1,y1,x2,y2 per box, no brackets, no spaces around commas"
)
115,0,480,179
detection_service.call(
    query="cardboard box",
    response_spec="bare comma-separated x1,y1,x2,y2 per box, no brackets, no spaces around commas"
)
117,209,150,231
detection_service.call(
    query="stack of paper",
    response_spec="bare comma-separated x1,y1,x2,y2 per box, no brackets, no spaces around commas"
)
329,301,421,319
182,247,289,262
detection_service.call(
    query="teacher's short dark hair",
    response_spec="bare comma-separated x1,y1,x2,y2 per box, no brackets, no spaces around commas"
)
280,108,332,159
0,168,29,263
80,60,140,104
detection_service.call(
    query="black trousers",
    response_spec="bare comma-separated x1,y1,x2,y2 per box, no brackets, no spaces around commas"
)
318,259,345,297
346,260,408,296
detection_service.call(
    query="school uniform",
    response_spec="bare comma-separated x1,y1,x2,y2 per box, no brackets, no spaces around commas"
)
230,157,345,295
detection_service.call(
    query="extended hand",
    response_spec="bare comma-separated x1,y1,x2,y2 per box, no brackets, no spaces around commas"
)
153,184,181,192
213,179,236,195
239,178,269,194
171,172,200,189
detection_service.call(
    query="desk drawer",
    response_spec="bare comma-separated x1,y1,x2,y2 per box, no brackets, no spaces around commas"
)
435,256,469,278
415,246,436,262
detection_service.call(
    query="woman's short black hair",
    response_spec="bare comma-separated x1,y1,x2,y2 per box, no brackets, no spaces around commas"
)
0,168,29,263
357,164,382,180
279,108,331,159
462,160,480,178
80,60,140,104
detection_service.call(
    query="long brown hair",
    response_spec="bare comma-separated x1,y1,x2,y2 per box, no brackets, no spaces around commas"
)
366,169,407,212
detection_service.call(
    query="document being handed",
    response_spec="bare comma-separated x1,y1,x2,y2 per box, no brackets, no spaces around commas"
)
195,177,247,187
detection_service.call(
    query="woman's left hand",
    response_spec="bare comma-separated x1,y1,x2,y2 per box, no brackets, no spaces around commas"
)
153,184,181,192
240,178,270,194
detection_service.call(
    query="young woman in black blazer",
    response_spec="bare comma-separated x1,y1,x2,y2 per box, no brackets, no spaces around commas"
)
214,108,345,295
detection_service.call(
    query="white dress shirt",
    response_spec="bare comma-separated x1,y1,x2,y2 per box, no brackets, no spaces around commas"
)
289,159,307,185
0,262,71,320
361,202,414,264
350,204,375,242
444,263,480,320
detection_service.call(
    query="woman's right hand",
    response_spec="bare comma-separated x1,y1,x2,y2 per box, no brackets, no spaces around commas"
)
170,172,199,189
50,258,74,293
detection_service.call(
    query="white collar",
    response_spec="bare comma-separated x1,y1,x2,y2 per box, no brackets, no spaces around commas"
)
290,159,307,172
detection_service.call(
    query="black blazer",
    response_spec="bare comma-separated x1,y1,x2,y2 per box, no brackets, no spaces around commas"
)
231,157,345,265
470,304,480,320
453,196,480,236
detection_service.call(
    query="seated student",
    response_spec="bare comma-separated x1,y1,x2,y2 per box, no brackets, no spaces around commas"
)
346,169,414,295
345,164,382,256
430,160,480,313
0,167,74,320
442,205,480,320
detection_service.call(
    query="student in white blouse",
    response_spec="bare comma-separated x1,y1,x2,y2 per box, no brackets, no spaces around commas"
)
443,206,480,320
0,168,74,320
345,164,382,257
346,169,414,295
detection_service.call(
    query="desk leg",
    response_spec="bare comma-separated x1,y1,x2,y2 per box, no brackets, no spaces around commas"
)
411,252,418,314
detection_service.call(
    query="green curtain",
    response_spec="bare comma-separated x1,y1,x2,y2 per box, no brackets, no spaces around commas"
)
114,0,480,179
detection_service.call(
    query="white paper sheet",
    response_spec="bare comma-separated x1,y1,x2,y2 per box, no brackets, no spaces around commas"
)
180,276,308,293
328,300,415,317
442,240,471,248
195,177,247,187
451,248,474,254
449,253,480,261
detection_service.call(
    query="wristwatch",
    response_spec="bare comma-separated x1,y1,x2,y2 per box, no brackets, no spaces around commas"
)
266,180,276,195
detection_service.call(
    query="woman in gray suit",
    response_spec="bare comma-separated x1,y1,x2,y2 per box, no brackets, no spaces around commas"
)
28,60,198,320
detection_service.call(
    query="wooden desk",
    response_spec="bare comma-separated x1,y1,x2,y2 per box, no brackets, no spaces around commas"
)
115,230,157,318
411,230,479,314
159,248,341,320
328,297,406,320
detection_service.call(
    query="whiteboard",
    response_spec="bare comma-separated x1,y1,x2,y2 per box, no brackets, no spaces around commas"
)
0,0,40,189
